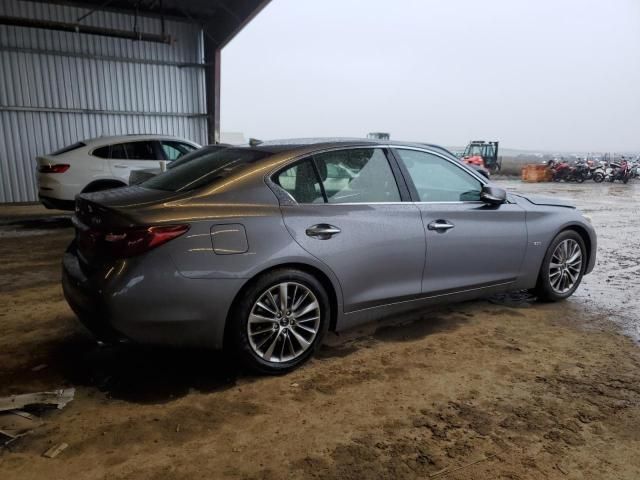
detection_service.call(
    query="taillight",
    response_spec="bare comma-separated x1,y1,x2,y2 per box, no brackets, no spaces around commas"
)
87,224,189,259
39,164,70,173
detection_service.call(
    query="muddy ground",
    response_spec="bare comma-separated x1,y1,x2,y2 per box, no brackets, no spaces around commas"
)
0,180,639,479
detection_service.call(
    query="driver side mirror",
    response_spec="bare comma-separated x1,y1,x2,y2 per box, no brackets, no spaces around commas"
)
480,185,506,205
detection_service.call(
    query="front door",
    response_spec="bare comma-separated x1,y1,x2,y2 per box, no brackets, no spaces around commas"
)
276,147,426,312
393,148,527,294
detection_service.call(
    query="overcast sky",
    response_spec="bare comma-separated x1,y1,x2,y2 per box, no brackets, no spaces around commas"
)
220,0,640,152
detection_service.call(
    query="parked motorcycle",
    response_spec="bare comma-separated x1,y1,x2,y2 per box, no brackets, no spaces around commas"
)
549,160,584,182
605,161,632,183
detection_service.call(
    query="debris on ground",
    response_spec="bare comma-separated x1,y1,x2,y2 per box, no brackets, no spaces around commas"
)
0,411,43,446
43,443,69,459
0,388,75,412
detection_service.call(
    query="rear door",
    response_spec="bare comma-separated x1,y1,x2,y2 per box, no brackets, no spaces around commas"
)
276,147,426,312
392,148,527,294
105,141,163,183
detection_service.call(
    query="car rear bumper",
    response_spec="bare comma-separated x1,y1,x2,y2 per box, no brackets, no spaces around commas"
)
40,195,75,211
62,245,245,349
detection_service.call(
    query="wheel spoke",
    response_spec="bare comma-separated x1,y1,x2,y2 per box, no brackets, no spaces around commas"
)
292,290,309,311
249,313,278,324
279,283,288,311
289,327,310,348
256,301,277,316
250,325,277,336
295,300,319,318
266,290,279,311
294,323,317,334
263,331,281,360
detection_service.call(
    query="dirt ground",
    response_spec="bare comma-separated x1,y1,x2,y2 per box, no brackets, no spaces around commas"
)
0,180,639,480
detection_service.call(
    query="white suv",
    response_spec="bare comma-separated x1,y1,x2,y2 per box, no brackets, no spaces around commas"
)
36,134,200,210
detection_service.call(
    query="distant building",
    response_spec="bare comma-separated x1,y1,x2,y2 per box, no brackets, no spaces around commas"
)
367,132,390,140
220,132,246,145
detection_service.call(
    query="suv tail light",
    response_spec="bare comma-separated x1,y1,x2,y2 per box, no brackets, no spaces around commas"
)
39,164,70,173
80,224,189,259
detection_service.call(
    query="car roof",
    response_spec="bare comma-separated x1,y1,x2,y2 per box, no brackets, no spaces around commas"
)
81,134,200,147
242,138,450,155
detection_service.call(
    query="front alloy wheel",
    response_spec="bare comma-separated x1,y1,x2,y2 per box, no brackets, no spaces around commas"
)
534,230,586,301
548,239,583,294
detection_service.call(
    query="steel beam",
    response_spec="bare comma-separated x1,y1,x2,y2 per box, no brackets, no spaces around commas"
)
0,15,173,44
203,30,221,145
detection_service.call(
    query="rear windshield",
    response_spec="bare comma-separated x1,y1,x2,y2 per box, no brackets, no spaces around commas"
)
142,148,271,192
51,142,86,155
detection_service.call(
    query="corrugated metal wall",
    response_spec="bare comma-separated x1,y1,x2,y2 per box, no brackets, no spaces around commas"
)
0,0,207,203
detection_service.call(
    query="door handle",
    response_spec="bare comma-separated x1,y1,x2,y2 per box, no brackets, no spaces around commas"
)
427,220,455,231
306,224,341,240
113,164,128,168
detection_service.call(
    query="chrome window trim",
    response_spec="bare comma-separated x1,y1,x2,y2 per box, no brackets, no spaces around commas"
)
266,143,489,206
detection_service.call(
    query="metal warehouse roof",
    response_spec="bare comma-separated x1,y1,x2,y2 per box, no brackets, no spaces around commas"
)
26,0,271,47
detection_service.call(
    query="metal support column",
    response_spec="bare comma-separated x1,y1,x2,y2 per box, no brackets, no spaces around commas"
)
204,29,221,145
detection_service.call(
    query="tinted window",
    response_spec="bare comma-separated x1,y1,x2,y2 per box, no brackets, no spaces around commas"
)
109,143,128,159
142,148,270,192
92,146,110,158
276,160,324,203
51,142,86,156
125,141,157,160
396,149,482,202
314,148,400,203
162,141,196,160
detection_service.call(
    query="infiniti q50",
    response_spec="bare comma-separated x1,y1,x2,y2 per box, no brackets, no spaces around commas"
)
62,139,597,373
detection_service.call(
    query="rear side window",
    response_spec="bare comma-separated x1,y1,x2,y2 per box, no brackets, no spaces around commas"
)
92,146,110,158
51,142,85,156
314,148,400,203
142,148,270,192
276,160,324,203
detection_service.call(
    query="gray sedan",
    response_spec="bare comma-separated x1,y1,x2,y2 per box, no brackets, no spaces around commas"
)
63,139,597,373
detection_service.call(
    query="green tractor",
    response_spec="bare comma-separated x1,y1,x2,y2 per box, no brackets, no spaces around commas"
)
461,141,501,173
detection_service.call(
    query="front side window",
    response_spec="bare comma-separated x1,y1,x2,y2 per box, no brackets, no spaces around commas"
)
275,160,324,204
123,141,158,160
395,149,482,202
314,148,400,203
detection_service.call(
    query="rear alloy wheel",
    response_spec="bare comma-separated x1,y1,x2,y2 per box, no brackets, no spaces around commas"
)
248,282,321,363
229,269,329,374
534,230,586,302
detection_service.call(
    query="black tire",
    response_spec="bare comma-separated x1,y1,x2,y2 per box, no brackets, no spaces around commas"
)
575,173,585,183
227,269,330,374
623,175,629,184
593,172,604,183
533,230,586,302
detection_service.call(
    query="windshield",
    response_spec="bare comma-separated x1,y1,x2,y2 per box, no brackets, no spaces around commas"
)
142,148,271,192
